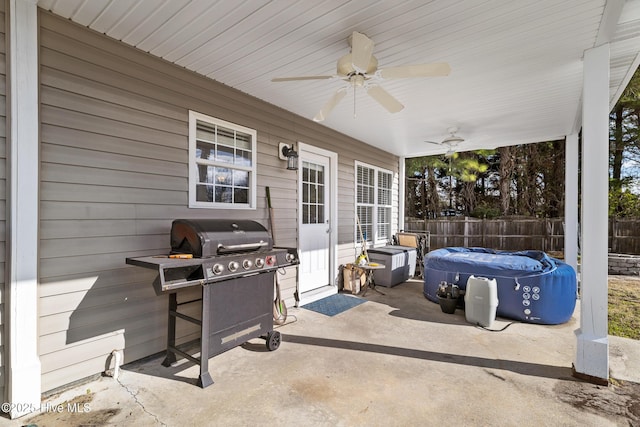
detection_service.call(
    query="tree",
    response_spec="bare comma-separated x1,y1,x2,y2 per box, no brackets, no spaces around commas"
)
610,66,640,198
497,146,515,215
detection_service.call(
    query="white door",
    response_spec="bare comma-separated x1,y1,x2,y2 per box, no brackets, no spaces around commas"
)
299,151,331,294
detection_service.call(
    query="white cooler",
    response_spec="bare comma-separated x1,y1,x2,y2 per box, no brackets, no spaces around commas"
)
367,246,417,287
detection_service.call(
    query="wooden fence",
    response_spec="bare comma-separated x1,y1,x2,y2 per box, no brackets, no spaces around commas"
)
404,217,640,255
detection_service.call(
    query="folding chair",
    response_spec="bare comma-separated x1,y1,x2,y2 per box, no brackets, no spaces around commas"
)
394,232,430,278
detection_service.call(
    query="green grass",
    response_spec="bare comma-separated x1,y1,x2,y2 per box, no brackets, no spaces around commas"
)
608,277,640,340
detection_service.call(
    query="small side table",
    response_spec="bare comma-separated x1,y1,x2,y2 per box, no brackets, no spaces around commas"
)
359,263,386,296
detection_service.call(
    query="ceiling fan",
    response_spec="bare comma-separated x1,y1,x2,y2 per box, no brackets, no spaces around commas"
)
424,127,465,157
271,31,450,122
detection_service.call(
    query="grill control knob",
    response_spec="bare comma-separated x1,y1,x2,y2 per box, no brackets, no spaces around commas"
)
242,259,253,270
212,264,224,275
255,258,265,268
228,261,239,272
285,253,296,263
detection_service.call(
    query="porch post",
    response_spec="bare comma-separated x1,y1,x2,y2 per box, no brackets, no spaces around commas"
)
574,43,609,382
6,0,41,418
398,156,405,231
564,133,579,272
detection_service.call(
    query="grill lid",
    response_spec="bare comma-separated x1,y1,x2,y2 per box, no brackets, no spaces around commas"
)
171,219,273,258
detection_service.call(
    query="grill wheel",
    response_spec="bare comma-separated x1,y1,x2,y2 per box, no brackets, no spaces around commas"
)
266,331,281,351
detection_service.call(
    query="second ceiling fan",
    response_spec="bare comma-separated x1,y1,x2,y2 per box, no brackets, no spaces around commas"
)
424,127,465,157
272,31,450,122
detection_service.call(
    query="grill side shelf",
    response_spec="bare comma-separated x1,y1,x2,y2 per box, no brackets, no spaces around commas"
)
126,256,206,292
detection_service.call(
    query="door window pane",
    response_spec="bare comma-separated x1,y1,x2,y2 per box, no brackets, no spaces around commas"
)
302,161,325,225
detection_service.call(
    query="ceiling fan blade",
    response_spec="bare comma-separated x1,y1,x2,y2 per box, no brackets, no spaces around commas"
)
366,85,404,113
350,31,374,73
379,62,451,79
443,135,465,144
424,140,442,146
272,75,334,82
313,88,347,122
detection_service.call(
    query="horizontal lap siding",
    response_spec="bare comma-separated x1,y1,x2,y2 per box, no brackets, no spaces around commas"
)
0,1,5,404
38,10,397,392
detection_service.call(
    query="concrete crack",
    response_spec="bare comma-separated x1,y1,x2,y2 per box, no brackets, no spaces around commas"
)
116,376,167,427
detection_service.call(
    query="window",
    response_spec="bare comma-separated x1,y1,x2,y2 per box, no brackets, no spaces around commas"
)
356,162,393,245
189,111,257,209
302,161,325,224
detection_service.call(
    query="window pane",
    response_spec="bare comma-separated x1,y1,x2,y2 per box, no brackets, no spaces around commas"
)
378,223,390,239
196,184,213,202
377,207,390,239
233,170,249,187
236,131,252,150
217,127,235,147
378,188,391,205
378,171,392,189
197,164,213,184
234,188,248,204
302,204,309,225
236,149,251,166
196,121,216,142
215,168,232,185
310,185,317,203
309,205,317,224
215,186,233,203
217,145,234,164
317,204,324,223
196,142,215,160
357,205,373,243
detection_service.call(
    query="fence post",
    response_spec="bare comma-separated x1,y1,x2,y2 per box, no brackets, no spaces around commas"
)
463,218,468,247
544,218,549,252
611,217,617,253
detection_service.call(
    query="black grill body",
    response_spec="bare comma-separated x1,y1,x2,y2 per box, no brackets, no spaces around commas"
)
171,218,273,258
126,219,298,388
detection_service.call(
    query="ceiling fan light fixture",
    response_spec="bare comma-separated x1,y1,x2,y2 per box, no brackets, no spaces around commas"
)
337,53,378,76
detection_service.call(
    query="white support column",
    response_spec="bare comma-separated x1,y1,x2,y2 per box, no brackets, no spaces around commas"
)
564,133,579,273
6,0,41,418
398,157,405,231
574,43,610,382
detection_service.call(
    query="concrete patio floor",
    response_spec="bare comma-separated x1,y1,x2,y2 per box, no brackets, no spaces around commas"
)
10,278,640,426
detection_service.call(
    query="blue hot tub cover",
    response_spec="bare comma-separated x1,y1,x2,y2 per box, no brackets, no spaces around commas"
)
423,247,577,324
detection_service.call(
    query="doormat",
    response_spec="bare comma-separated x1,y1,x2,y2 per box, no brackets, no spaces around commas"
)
302,293,366,316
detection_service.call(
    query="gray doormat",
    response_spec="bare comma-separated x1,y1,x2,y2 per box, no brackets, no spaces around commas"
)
302,293,366,316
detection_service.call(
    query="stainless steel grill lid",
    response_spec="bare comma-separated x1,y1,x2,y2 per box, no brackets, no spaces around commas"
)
170,219,273,258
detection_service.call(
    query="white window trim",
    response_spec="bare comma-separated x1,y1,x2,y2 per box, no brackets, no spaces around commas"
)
355,161,393,247
188,110,257,209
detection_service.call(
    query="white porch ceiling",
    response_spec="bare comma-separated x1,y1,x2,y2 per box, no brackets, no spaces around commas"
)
37,0,640,158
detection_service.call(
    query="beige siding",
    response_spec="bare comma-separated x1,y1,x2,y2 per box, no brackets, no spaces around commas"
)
0,0,6,404
38,10,398,392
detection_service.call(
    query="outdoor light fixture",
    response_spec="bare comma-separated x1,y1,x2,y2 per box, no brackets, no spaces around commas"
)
278,142,299,170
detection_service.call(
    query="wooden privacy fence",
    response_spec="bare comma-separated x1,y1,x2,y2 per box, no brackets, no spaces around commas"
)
404,217,640,255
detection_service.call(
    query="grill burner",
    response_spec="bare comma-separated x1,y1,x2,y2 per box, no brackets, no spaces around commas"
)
126,219,298,388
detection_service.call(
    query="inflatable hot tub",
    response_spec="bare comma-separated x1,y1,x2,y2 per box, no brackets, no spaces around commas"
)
423,247,577,324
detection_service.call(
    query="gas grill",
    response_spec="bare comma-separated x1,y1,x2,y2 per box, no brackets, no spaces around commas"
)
126,219,298,388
